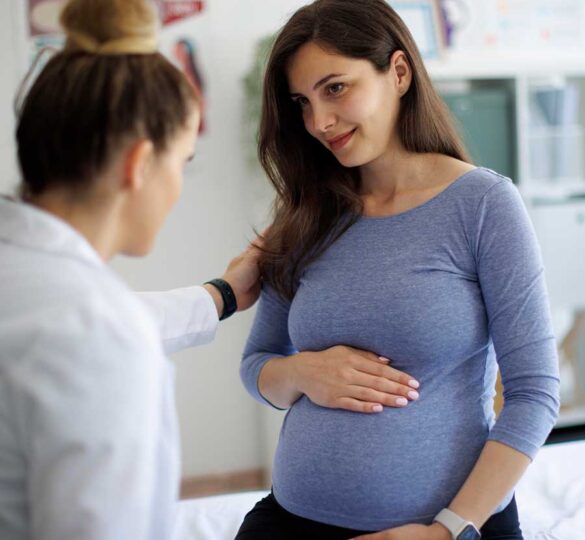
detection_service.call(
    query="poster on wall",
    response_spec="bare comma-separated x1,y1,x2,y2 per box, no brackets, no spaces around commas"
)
24,0,208,134
447,0,585,52
28,0,62,36
391,1,445,60
27,0,65,57
155,1,207,133
28,0,206,34
26,1,207,53
155,0,205,26
172,38,207,133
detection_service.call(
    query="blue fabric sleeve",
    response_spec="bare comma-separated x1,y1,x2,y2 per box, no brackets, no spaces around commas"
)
474,180,560,459
240,284,298,407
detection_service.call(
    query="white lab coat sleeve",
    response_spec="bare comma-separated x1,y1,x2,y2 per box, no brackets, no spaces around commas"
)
18,301,171,540
138,286,219,355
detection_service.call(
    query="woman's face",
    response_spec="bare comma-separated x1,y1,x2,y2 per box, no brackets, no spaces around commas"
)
286,42,408,168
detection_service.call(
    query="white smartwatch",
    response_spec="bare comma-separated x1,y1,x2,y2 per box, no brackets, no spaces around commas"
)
433,508,481,540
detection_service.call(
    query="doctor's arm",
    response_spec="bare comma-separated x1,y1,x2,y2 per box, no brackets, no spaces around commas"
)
139,237,263,355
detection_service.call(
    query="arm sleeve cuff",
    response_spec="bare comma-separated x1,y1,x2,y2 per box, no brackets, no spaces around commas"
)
138,286,219,355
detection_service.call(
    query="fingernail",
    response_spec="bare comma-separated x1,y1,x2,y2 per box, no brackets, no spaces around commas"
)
396,397,408,406
378,356,391,363
408,379,420,389
372,404,383,413
407,390,419,400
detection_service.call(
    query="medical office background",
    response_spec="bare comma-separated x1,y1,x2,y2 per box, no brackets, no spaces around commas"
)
1,0,585,498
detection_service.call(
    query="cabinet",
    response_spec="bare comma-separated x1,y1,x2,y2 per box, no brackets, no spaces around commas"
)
428,53,585,432
442,87,515,179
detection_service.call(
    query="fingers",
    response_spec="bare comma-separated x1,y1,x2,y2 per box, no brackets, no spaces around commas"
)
347,385,411,408
249,235,265,252
248,227,270,252
350,372,419,403
354,353,420,390
336,397,385,414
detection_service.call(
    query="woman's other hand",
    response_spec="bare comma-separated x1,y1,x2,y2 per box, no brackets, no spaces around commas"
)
292,345,420,413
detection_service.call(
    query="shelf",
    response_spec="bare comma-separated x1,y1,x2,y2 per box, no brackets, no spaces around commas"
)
527,125,584,138
426,51,585,80
522,181,585,203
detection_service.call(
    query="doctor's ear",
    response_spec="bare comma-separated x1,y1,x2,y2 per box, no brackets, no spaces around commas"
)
121,139,155,192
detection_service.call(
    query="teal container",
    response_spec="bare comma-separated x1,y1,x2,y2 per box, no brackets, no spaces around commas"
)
441,89,516,180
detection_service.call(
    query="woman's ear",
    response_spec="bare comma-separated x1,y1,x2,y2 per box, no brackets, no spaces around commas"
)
121,139,155,192
389,50,412,96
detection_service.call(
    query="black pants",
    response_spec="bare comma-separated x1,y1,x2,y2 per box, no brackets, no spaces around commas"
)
235,492,523,540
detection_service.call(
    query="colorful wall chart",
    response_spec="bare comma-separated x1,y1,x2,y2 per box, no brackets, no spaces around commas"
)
28,0,64,37
25,1,209,133
155,1,205,26
28,1,206,38
450,0,585,51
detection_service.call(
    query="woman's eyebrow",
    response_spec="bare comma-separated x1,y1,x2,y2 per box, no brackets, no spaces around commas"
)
290,73,346,97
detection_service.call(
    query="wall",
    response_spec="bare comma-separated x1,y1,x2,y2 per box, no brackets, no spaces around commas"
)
111,0,308,479
0,0,26,196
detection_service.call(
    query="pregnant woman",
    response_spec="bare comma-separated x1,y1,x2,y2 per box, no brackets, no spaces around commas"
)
237,1,560,539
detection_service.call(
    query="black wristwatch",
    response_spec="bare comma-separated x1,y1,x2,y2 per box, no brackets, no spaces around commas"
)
205,278,238,321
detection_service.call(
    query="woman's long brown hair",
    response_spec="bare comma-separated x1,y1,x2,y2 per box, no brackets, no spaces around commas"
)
259,0,470,300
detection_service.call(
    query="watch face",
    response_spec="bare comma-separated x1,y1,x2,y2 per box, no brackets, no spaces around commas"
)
458,525,481,540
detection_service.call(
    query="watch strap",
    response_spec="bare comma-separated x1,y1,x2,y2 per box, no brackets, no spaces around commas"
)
433,508,480,539
205,278,238,321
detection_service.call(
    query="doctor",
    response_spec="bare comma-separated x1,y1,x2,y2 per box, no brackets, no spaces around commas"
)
0,0,261,539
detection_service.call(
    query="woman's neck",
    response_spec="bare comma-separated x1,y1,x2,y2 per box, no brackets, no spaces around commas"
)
28,190,122,261
357,145,477,218
359,147,438,201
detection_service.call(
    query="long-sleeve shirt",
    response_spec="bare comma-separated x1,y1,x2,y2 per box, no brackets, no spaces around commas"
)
240,168,560,531
0,197,218,540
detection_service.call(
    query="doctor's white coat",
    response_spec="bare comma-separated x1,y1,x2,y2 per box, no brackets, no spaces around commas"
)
0,197,220,540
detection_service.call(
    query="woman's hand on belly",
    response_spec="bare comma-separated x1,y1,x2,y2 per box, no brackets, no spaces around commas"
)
293,345,420,413
352,523,451,540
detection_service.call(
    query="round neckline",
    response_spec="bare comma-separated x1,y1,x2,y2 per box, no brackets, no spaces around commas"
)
358,166,484,222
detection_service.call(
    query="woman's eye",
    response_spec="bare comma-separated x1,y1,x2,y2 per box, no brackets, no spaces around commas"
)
327,83,345,95
294,96,309,108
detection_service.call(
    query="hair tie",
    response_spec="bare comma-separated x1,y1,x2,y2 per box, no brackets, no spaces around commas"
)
65,30,158,55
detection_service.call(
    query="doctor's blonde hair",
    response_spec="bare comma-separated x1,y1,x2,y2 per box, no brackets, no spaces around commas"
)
16,0,197,198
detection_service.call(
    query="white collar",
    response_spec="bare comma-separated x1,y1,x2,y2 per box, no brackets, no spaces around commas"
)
0,197,105,269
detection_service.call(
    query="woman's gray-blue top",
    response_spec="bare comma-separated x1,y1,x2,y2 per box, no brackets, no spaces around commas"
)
240,168,560,531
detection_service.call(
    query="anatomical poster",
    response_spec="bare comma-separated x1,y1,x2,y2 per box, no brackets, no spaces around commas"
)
28,0,64,37
155,1,205,26
28,1,206,37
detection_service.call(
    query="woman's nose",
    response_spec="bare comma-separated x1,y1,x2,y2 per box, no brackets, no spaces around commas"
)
309,102,336,134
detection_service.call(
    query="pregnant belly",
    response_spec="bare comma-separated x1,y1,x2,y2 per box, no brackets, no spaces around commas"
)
272,394,489,530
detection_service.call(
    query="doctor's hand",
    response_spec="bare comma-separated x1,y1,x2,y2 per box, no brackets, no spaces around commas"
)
221,234,264,312
352,523,451,540
293,345,420,413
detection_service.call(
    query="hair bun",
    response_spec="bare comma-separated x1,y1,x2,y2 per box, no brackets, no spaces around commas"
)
60,0,159,55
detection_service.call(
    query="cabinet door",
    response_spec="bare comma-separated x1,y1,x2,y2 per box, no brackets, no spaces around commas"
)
530,201,585,308
442,88,516,180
